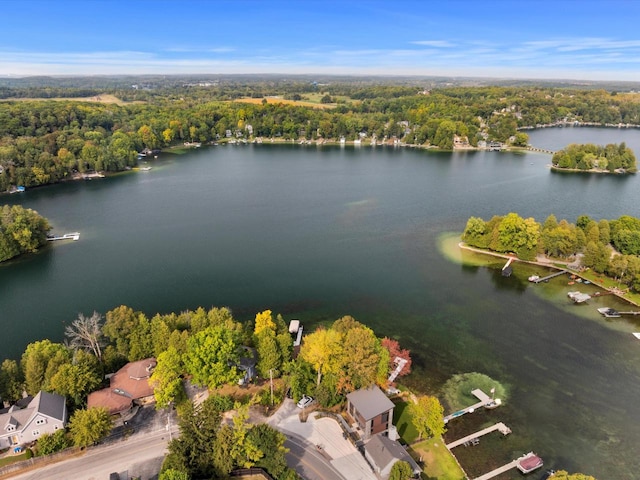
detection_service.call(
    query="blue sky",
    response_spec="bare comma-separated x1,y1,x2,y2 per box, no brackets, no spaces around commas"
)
3,0,640,80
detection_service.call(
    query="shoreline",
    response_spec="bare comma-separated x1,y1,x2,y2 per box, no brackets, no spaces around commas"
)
457,241,640,307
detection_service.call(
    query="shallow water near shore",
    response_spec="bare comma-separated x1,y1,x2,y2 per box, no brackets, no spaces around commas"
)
3,129,640,478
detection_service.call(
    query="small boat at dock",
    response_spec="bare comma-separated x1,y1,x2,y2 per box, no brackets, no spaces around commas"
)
517,452,543,474
47,232,80,242
597,307,621,318
528,275,540,282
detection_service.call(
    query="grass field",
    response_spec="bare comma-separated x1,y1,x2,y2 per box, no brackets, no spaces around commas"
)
411,438,466,480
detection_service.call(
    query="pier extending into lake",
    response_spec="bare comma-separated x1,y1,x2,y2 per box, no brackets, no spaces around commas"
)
472,452,541,480
446,422,511,449
444,389,501,423
531,269,568,283
47,232,80,241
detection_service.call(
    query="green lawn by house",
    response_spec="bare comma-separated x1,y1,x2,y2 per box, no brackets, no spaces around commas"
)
0,448,33,467
393,399,466,480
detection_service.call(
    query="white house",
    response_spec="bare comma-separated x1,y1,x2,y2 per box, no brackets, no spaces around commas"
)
0,391,67,448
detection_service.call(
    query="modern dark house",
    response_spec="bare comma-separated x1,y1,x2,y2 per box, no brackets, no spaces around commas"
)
346,385,394,440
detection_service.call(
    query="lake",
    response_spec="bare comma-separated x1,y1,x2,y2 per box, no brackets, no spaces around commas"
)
3,128,640,478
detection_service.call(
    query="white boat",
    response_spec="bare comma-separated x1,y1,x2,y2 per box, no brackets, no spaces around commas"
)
633,333,640,340
528,275,540,282
517,453,544,474
597,307,621,318
139,166,152,171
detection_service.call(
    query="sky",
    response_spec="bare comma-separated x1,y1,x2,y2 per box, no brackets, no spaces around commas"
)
2,0,640,81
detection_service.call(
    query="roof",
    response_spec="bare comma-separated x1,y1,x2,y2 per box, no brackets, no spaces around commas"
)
0,391,67,436
364,434,421,474
87,358,156,414
87,389,132,415
346,385,394,421
29,391,67,422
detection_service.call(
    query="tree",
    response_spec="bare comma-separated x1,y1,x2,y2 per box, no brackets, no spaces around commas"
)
21,340,70,394
336,324,381,392
68,407,112,447
512,132,529,147
0,359,23,403
103,305,138,359
36,429,70,456
254,310,276,336
389,460,413,480
48,360,102,408
150,346,184,409
247,423,292,479
409,395,445,440
550,471,597,480
183,325,241,388
299,327,342,386
381,338,412,378
64,311,104,360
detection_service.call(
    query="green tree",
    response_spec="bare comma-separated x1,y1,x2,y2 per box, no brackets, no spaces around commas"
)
48,361,102,408
36,429,70,456
409,395,445,440
550,471,597,480
103,305,138,359
68,407,112,447
183,325,241,388
150,346,185,409
0,359,23,403
21,340,71,394
389,460,413,480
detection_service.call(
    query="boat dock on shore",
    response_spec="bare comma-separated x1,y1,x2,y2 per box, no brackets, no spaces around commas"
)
472,452,543,480
444,389,501,423
446,422,511,449
47,232,80,241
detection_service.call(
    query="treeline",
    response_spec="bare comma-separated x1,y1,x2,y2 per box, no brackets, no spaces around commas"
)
4,85,640,191
552,142,637,173
0,204,50,262
462,212,640,292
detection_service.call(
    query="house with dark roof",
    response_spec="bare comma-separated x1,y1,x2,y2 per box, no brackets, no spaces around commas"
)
0,391,67,448
87,358,156,416
364,434,421,479
346,385,395,440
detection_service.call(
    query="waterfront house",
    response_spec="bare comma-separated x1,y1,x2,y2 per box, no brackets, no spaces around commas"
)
346,385,394,440
364,433,421,479
0,391,67,448
88,358,156,416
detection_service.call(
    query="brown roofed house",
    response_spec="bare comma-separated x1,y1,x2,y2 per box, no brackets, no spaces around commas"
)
88,358,156,416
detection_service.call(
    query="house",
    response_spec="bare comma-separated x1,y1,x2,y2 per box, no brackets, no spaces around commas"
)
346,385,394,440
88,358,156,416
364,433,421,479
0,391,67,448
237,347,257,385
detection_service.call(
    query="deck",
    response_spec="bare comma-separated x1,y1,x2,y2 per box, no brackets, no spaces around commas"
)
443,389,500,423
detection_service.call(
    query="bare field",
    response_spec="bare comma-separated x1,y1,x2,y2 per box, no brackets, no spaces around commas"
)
233,96,335,109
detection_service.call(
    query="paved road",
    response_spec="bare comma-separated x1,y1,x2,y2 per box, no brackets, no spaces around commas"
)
9,426,179,480
284,433,345,480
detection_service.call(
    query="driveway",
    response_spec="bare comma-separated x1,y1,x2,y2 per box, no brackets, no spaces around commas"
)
268,400,376,480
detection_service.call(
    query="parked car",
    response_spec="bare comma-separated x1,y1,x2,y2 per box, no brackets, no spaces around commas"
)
297,395,314,409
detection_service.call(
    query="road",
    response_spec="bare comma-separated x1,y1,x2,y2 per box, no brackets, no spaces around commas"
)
284,433,345,480
8,426,179,480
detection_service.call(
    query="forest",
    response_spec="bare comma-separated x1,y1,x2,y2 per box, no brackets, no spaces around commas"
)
551,142,637,172
3,80,640,191
462,212,640,292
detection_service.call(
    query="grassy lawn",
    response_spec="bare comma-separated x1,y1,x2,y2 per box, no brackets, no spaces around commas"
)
411,438,466,480
393,400,419,444
0,448,32,467
393,398,466,480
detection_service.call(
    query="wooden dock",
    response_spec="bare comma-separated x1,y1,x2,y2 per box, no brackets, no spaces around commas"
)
532,269,568,283
472,452,540,480
444,389,501,423
446,422,511,449
47,232,80,242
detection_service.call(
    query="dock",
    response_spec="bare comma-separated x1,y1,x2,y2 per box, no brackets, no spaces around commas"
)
531,269,568,283
47,232,80,242
444,389,501,423
446,422,511,449
472,452,541,480
388,357,408,383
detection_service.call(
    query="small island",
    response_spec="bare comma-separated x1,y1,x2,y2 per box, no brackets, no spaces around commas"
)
551,142,637,173
0,204,50,262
